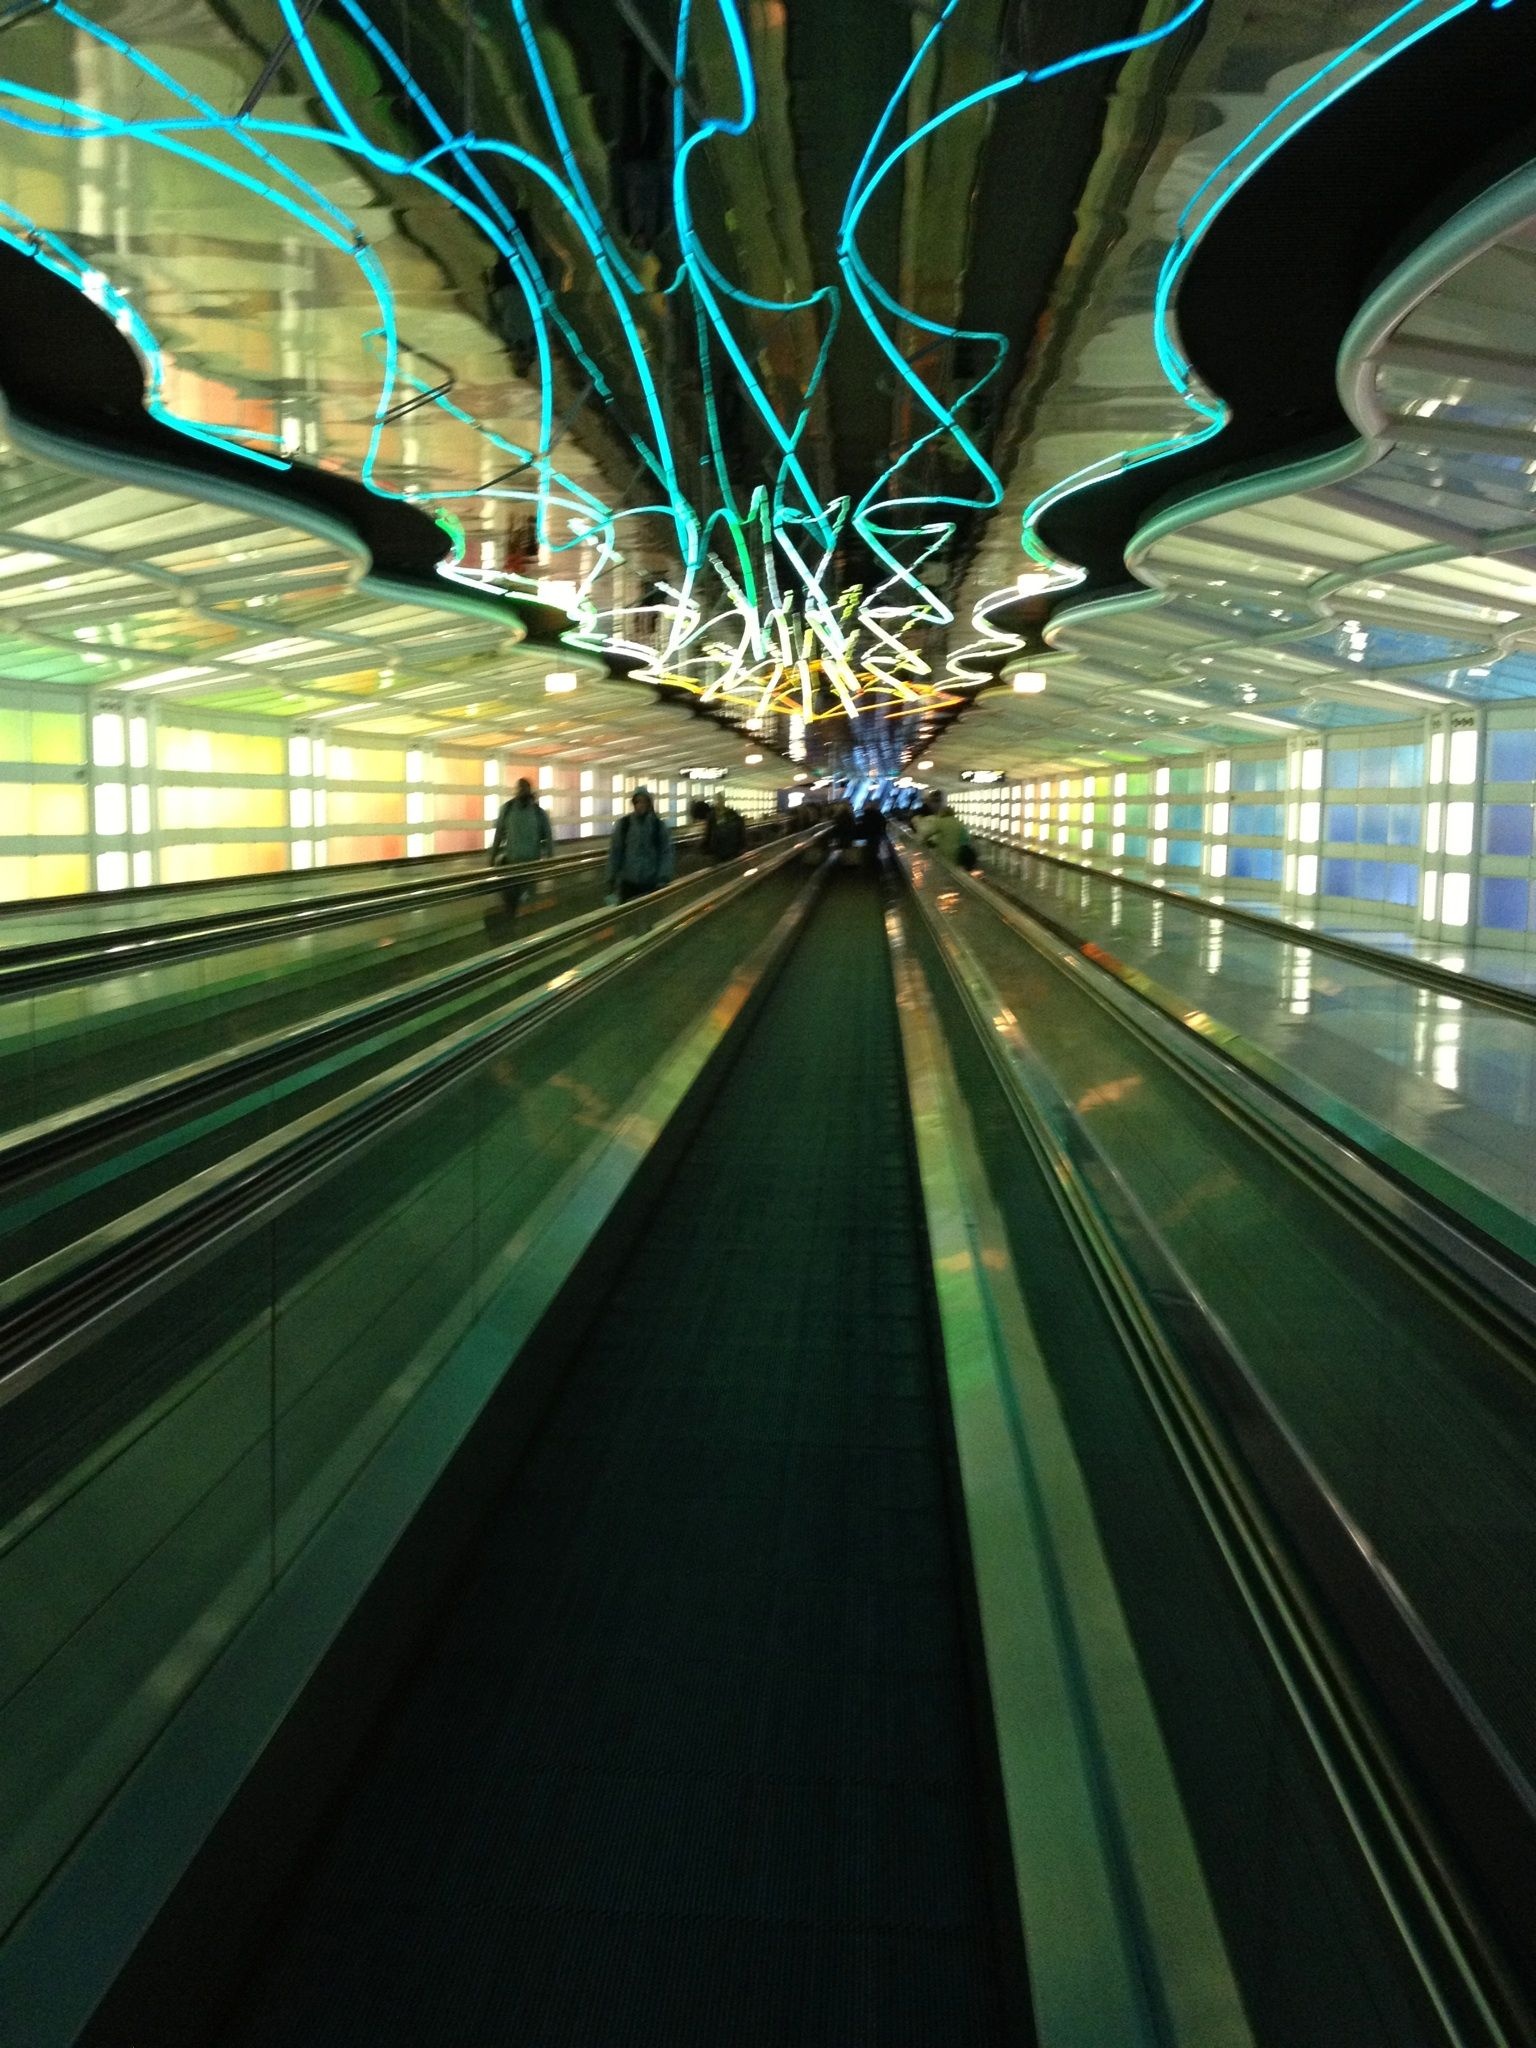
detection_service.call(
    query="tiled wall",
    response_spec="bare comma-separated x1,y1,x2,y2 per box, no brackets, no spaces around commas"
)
948,704,1536,952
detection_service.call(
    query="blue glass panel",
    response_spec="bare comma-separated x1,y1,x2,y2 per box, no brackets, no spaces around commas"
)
1123,835,1147,858
1483,804,1535,858
1229,846,1284,882
1386,862,1418,908
1388,805,1419,848
1355,860,1388,902
1231,757,1284,794
1170,804,1203,831
1488,729,1536,784
1322,857,1355,897
1325,805,1357,843
1481,875,1532,931
1389,744,1425,788
1231,803,1281,837
1329,749,1360,790
1358,748,1391,788
1358,805,1389,845
1168,839,1202,868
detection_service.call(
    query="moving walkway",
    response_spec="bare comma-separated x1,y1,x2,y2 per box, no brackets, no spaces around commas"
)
2,839,1535,2046
0,827,746,1135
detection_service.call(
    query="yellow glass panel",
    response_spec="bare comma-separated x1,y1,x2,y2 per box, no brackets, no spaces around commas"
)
159,786,286,832
31,785,88,835
156,729,284,777
157,728,215,774
327,747,406,784
31,711,85,766
0,852,89,901
330,835,405,863
435,755,481,788
211,732,284,776
160,841,286,883
329,791,406,826
0,708,27,763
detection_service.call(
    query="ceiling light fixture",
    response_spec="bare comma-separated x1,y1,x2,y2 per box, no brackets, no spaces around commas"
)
545,672,578,694
1012,672,1047,694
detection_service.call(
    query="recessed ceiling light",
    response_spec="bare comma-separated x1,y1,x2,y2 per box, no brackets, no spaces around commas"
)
545,672,578,694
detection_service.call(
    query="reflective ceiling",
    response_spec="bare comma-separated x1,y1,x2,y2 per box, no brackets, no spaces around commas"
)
0,2,1529,771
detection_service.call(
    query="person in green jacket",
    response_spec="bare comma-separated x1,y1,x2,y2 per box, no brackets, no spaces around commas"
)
914,790,973,865
490,777,553,912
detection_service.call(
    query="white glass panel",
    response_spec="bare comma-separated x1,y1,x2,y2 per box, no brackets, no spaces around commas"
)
1444,802,1474,857
1426,802,1441,854
93,782,127,837
91,712,126,768
1448,728,1478,785
1441,870,1470,925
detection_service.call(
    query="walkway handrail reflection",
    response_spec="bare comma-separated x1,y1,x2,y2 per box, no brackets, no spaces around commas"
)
0,826,721,992
0,836,811,1195
900,841,1536,2044
0,830,825,1406
975,833,1536,1028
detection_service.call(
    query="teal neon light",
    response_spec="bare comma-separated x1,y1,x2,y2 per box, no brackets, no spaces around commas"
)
0,0,1512,728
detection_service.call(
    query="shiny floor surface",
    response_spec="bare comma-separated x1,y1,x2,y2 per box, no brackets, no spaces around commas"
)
981,842,1536,1236
222,876,1025,2048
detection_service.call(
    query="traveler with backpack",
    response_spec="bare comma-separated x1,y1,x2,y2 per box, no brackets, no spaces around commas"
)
489,776,553,911
607,786,675,901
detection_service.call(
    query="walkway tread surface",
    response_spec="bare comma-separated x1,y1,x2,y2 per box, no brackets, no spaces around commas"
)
224,873,1023,2047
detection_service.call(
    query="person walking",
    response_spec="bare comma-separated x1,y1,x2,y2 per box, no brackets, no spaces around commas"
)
607,786,675,902
703,793,747,863
489,776,553,911
913,788,975,867
857,798,887,872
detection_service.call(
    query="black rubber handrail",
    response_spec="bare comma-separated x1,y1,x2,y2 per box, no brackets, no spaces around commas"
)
976,832,1536,1027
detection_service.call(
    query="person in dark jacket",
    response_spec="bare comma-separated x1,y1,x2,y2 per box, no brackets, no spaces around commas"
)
703,794,747,862
489,776,553,912
857,799,887,871
830,801,857,853
607,786,675,901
